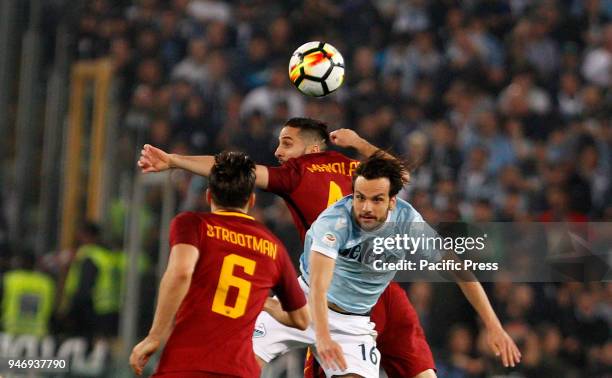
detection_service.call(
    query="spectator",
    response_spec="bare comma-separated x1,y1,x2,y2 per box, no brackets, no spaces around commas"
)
172,95,212,152
240,63,305,120
171,37,209,85
582,23,612,87
58,223,122,339
391,0,430,35
524,15,560,79
231,110,276,165
383,30,442,96
158,8,187,69
438,324,486,378
459,145,495,201
186,0,232,24
1,251,55,337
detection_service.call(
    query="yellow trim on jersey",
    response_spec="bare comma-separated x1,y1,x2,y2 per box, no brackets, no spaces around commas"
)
213,210,255,221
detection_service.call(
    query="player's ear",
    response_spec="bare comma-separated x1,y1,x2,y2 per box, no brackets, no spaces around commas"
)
389,195,397,211
206,189,212,206
307,143,320,154
248,193,256,209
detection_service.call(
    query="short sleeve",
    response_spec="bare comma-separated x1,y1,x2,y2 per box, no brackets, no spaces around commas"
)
169,212,202,248
266,159,301,194
273,250,307,311
309,210,349,260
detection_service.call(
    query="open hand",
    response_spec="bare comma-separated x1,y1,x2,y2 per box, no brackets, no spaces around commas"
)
138,144,171,173
315,336,347,372
486,325,521,368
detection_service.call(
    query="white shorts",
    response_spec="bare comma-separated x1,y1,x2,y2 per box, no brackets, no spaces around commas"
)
253,278,380,377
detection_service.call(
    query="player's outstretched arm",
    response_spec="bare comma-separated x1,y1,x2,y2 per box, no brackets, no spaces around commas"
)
263,297,309,330
138,144,270,188
129,243,199,376
455,280,522,368
138,144,215,175
309,251,347,372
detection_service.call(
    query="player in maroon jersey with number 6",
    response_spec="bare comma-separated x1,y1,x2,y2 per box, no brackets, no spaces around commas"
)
130,151,309,377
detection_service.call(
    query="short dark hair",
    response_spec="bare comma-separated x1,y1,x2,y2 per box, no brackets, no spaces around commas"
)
353,151,408,197
209,151,256,208
285,117,330,146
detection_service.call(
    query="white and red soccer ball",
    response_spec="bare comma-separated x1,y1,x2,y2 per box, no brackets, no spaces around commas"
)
288,41,345,97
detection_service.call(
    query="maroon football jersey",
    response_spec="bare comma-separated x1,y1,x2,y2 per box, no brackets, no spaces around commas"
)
155,211,306,377
267,151,357,241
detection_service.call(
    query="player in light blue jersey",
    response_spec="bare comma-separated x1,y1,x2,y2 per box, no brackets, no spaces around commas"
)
254,152,521,377
300,193,431,315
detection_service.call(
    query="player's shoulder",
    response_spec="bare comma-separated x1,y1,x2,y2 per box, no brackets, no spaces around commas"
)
316,195,352,222
172,211,205,225
326,194,352,212
394,198,424,222
169,212,207,236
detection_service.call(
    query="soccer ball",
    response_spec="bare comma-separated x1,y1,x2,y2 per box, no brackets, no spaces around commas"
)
289,41,345,97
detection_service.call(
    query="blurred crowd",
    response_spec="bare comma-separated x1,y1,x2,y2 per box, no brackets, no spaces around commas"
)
2,0,611,377
74,0,612,222
410,281,611,378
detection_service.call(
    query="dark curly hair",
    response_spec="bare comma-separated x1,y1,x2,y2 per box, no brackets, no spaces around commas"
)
209,151,256,208
352,151,409,197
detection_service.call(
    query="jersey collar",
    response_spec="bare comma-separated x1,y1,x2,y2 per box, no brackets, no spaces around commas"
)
213,210,255,221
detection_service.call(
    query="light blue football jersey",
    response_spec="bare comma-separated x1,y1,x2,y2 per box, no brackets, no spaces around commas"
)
300,195,438,314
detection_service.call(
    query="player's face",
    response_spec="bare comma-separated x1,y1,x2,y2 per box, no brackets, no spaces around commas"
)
275,126,308,164
352,176,397,231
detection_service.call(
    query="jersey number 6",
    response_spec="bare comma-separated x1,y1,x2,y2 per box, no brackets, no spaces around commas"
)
212,254,256,319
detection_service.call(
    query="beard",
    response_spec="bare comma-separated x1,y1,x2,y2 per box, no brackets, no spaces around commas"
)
354,205,391,231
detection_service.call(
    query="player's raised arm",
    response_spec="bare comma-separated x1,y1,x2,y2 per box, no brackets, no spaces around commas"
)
329,128,376,157
138,144,270,188
329,128,388,158
330,129,411,181
129,242,199,375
